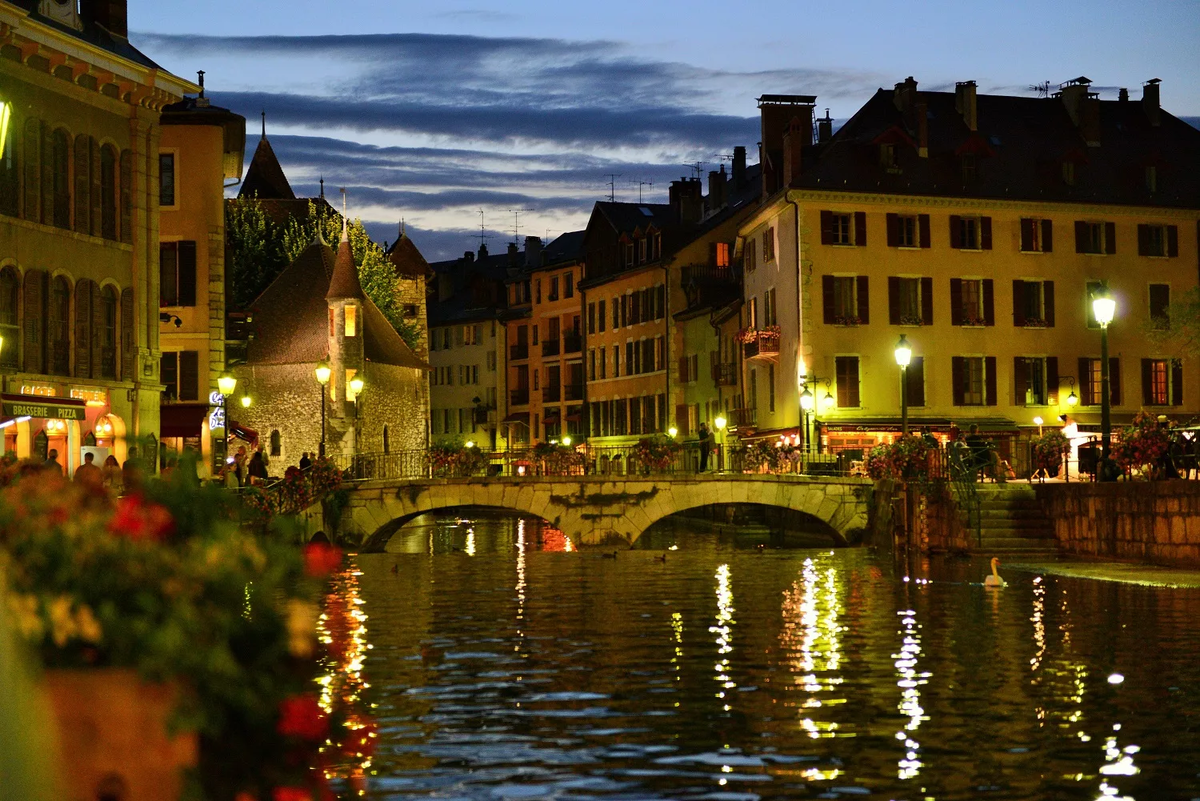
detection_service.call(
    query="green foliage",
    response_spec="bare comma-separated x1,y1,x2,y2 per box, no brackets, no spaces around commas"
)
1113,410,1172,477
1031,429,1069,475
1143,285,1200,359
225,196,287,310
864,435,934,481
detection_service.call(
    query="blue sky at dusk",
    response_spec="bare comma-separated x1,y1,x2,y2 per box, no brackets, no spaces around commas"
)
132,0,1200,261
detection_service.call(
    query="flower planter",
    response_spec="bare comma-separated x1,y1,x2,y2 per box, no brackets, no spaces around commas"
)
43,669,196,801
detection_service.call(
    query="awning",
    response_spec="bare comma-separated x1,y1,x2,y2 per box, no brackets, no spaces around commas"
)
160,403,209,438
502,412,530,424
566,413,582,422
1,393,87,421
820,416,1019,433
229,420,259,445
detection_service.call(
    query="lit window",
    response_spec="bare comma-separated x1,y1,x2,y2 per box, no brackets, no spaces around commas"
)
344,305,357,337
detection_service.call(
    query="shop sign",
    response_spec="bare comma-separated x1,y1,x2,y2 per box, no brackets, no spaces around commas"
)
70,388,109,406
3,398,85,421
208,391,225,431
19,384,57,398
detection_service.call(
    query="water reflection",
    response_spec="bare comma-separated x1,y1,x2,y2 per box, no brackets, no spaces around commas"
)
318,562,374,790
710,564,735,713
894,603,927,780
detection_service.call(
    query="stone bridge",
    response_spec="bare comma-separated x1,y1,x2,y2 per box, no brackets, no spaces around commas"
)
309,474,873,551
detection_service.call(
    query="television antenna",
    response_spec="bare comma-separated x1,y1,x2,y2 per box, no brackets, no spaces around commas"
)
629,179,654,203
476,209,492,249
1029,80,1052,98
508,208,535,243
604,173,622,201
683,161,705,180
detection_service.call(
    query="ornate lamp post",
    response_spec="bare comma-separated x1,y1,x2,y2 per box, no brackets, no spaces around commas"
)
217,372,237,464
1092,284,1117,468
714,415,727,472
315,358,331,459
895,334,912,436
800,384,814,453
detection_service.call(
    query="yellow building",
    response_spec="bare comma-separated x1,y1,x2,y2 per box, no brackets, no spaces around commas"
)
0,0,197,470
739,79,1200,467
158,80,245,472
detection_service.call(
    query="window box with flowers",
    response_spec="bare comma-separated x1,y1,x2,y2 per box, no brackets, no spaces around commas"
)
833,315,862,326
1113,410,1172,479
1022,318,1049,329
630,436,683,474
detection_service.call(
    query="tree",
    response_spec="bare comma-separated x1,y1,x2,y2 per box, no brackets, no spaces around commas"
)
1143,286,1200,361
225,197,287,310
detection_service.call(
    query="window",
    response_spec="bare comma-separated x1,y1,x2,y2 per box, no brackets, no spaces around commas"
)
0,267,17,368
1150,284,1171,330
51,129,69,229
549,276,559,301
768,364,776,412
1143,358,1182,406
624,241,634,268
747,296,758,329
949,215,990,250
270,430,281,458
835,356,860,408
888,277,931,326
598,300,606,332
763,288,777,327
897,215,916,247
1138,224,1178,258
1062,161,1075,186
48,276,69,375
1079,357,1121,406
344,305,357,337
1020,218,1053,253
952,356,996,406
905,356,925,407
716,242,730,267
886,213,929,248
1145,166,1157,193
1075,221,1116,255
487,351,497,371
462,325,479,346
0,119,18,217
599,348,606,379
1015,356,1058,406
879,143,895,168
159,152,175,207
100,145,117,240
160,351,199,402
612,297,620,329
1012,280,1054,327
637,238,647,264
745,239,757,272
383,425,389,454
822,275,868,325
763,227,775,261
564,273,574,298
160,241,197,307
960,153,977,183
831,213,851,245
950,278,993,326
100,286,117,379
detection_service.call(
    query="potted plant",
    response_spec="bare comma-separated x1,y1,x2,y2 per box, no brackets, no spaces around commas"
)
1113,410,1172,479
864,436,933,481
630,436,683,474
1031,429,1069,480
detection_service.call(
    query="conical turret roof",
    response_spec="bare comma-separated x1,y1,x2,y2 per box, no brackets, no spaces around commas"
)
326,225,366,300
239,134,295,200
387,232,433,279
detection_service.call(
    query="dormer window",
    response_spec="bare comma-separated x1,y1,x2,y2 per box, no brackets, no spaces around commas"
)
880,143,895,168
960,153,977,183
1145,165,1157,193
638,237,647,263
344,305,357,337
624,241,634,267
1062,161,1075,186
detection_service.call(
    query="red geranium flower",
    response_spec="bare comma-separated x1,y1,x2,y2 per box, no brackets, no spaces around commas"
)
272,788,313,801
304,542,343,576
108,494,174,542
277,694,328,740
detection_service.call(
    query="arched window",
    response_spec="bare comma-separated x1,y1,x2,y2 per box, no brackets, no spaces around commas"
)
100,285,117,378
51,129,70,229
0,117,17,217
48,276,70,375
74,133,91,234
100,145,117,241
270,429,281,458
0,267,18,368
74,278,93,378
382,424,390,454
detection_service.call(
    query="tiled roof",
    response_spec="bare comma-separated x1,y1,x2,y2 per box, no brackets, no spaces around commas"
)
542,230,586,266
326,230,366,300
239,135,295,200
6,0,162,69
386,234,433,279
800,86,1200,208
246,240,427,369
593,202,675,234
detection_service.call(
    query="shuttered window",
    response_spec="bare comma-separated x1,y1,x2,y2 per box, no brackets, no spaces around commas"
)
160,241,197,307
835,356,860,408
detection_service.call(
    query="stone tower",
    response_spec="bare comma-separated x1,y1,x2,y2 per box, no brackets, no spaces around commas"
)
326,218,366,434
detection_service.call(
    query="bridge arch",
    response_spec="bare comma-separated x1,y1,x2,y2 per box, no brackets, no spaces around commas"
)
333,476,871,552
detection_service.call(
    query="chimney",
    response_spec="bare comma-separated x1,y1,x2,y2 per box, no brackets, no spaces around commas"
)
1079,94,1101,146
707,166,727,212
477,243,488,261
1119,87,1129,102
669,178,703,224
524,235,542,268
79,0,128,39
758,94,815,196
464,250,474,263
732,146,747,190
781,117,805,188
1058,76,1092,125
893,76,919,113
507,241,520,266
955,81,978,131
1143,78,1161,127
817,108,833,143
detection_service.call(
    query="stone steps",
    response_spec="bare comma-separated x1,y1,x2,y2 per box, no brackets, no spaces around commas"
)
966,485,1060,556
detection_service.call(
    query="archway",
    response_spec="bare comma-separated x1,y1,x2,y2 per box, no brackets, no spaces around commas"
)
639,502,848,550
363,505,563,553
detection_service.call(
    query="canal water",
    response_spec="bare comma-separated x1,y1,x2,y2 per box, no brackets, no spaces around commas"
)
333,511,1200,800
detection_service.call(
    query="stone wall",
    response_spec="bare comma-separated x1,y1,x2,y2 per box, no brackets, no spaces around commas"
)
866,481,972,555
1034,481,1200,567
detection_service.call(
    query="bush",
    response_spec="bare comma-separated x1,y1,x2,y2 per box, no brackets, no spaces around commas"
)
864,436,933,481
1113,410,1171,477
428,443,488,477
630,436,683,473
1031,429,1069,476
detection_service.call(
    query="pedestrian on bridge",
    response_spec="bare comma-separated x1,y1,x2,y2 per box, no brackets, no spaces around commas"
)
697,423,712,473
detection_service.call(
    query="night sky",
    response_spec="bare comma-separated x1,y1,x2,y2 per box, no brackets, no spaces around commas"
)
132,0,1200,260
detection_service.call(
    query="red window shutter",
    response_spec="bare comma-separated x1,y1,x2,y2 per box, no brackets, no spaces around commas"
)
1020,218,1033,252
1042,219,1053,253
1075,221,1087,253
1142,359,1153,405
179,350,199,401
1167,225,1179,257
949,215,962,249
985,356,998,406
980,216,993,250
822,275,835,323
820,210,834,245
952,357,965,405
1047,357,1059,403
950,278,964,326
856,276,869,324
907,356,925,407
1137,224,1150,256
678,357,688,382
886,213,899,247
983,279,995,326
921,277,933,325
675,404,690,436
1079,358,1093,405
75,279,91,378
918,214,931,248
887,276,901,325
1172,360,1184,406
1014,357,1028,405
1110,357,1122,406
73,134,89,234
1105,221,1117,254
1012,280,1027,326
1043,280,1055,327
854,211,867,246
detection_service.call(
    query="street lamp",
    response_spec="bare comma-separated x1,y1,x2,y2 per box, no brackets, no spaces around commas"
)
1092,284,1117,470
667,426,678,438
894,334,912,436
800,384,814,453
217,372,237,463
315,358,331,459
714,415,727,472
240,394,252,409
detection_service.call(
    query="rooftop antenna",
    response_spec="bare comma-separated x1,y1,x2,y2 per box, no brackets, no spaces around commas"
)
683,161,705,180
339,187,348,240
261,110,266,139
629,179,654,203
605,173,622,201
1029,80,1052,98
476,209,491,249
508,207,535,243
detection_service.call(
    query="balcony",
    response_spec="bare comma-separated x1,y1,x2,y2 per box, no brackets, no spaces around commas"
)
542,339,560,357
711,362,737,387
729,407,757,429
509,389,529,406
739,327,780,362
563,332,582,354
542,386,561,403
510,344,529,361
564,382,584,401
472,406,495,426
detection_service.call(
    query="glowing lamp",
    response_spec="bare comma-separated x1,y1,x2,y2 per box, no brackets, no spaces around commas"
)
1067,390,1079,407
667,426,678,438
562,435,572,446
217,372,237,397
349,375,364,396
894,334,912,367
822,390,835,410
240,394,252,408
714,416,727,431
1092,286,1116,327
800,387,814,411
93,415,114,438
45,419,66,435
0,101,10,157
1033,416,1043,427
465,440,475,449
315,359,332,385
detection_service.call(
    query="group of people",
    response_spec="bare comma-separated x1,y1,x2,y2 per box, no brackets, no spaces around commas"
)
44,447,145,494
218,444,272,488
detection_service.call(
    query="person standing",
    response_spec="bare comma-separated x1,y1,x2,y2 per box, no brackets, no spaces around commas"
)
697,423,712,473
102,455,121,492
72,452,103,490
299,452,312,470
44,449,63,476
247,447,268,485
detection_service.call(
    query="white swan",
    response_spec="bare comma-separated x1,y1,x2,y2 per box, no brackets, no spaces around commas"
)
984,557,1006,588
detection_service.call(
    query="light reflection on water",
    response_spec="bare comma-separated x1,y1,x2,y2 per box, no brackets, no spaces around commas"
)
341,511,1200,799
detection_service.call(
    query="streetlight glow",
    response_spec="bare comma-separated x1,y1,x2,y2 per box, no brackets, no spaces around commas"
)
800,387,814,411
896,335,913,435
240,394,252,408
894,334,912,367
562,435,572,446
667,426,678,438
349,375,364,396
217,372,237,397
1067,390,1079,406
1092,289,1116,327
315,360,332,385
714,416,727,431
822,390,835,410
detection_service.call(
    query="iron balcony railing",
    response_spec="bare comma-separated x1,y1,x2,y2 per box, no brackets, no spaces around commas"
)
542,386,561,403
510,344,529,361
729,407,757,428
564,382,584,401
509,389,529,406
712,362,737,387
563,332,582,353
542,339,560,357
739,328,781,361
